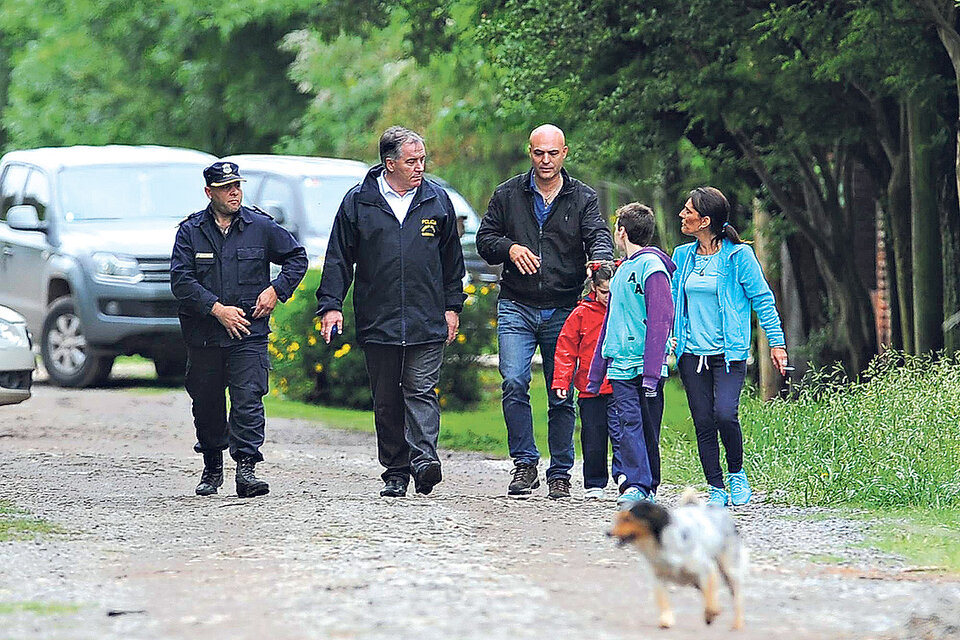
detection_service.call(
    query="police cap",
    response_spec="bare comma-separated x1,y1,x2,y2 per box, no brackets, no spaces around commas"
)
203,162,246,187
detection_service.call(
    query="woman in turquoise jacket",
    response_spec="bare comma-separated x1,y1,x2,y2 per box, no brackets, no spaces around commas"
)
671,187,788,507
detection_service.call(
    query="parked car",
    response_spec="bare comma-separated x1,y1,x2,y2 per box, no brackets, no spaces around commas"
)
219,154,500,283
0,304,34,405
0,145,217,387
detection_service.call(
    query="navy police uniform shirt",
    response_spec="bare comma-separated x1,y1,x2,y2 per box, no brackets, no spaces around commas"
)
170,204,308,347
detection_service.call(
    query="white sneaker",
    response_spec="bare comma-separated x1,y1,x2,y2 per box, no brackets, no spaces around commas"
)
583,487,604,500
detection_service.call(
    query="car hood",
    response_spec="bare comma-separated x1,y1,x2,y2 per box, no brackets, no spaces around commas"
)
59,221,180,259
0,304,27,324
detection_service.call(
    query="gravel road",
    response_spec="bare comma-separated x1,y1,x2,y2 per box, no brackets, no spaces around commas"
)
1,376,958,640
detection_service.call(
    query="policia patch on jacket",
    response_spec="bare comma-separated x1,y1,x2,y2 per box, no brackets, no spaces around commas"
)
421,218,438,237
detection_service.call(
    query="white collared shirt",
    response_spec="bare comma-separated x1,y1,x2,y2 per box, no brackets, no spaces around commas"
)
377,171,416,223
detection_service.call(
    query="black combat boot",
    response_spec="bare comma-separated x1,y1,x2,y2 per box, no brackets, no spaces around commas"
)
195,451,223,496
236,457,270,498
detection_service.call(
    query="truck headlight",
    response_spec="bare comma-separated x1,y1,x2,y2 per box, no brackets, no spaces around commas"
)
92,252,143,284
0,318,30,349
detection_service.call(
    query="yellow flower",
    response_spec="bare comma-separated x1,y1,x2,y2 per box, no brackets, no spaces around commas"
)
488,319,497,327
289,294,296,302
307,336,317,346
457,333,466,344
275,352,284,360
480,286,489,295
269,333,277,343
298,284,306,291
313,319,323,331
464,284,476,294
268,343,278,355
334,343,352,359
280,377,288,386
314,363,324,373
465,296,475,306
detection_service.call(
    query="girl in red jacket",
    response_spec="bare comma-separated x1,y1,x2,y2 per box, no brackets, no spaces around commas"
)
552,262,621,499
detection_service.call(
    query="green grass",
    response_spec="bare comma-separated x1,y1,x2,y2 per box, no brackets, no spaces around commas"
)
0,500,64,542
863,508,960,572
741,353,960,509
0,601,82,616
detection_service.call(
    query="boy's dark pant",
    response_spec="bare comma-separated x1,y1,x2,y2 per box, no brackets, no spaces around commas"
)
678,354,746,489
609,377,663,494
578,394,620,489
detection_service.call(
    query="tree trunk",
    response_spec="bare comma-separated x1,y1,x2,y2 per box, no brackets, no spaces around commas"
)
753,199,779,400
884,141,913,352
907,95,944,353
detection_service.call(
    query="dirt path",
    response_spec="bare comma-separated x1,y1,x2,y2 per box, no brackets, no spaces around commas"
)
1,381,958,640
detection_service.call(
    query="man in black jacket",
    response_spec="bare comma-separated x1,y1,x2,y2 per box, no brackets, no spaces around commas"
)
317,126,466,498
171,161,308,498
477,124,614,499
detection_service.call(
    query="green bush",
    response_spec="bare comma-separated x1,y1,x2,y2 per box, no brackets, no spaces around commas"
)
268,269,499,410
741,351,960,508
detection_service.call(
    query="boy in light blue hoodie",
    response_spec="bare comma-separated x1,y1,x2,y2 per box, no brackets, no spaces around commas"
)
587,203,675,507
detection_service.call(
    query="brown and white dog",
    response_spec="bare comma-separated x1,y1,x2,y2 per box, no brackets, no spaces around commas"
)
608,489,746,630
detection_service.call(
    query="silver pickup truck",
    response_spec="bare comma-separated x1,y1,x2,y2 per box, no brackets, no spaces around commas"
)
0,145,216,387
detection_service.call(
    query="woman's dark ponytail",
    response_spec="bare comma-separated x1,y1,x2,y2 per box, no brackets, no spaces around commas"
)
690,186,745,245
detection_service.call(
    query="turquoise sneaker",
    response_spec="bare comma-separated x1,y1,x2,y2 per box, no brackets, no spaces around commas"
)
728,470,752,505
707,486,730,507
617,486,647,509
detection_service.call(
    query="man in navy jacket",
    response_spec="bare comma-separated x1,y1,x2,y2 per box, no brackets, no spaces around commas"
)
171,161,307,498
317,126,466,498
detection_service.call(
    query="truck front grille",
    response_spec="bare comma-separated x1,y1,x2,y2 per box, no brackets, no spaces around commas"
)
138,258,171,283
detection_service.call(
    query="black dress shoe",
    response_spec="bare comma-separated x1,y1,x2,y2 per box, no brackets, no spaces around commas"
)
414,461,442,495
380,477,408,497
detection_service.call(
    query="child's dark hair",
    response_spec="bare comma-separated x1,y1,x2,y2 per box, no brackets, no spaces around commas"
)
589,260,615,287
583,260,615,296
615,202,656,246
689,186,745,245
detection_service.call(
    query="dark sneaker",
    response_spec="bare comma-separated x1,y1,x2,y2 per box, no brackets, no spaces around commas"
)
414,461,442,495
380,476,408,497
507,463,540,497
547,477,571,499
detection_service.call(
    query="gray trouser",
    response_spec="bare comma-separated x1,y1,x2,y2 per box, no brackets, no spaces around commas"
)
362,342,444,481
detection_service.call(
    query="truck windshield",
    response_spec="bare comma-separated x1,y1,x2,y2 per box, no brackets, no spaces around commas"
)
58,164,210,221
301,175,364,235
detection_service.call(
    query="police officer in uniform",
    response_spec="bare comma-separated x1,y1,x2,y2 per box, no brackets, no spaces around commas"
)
171,161,307,497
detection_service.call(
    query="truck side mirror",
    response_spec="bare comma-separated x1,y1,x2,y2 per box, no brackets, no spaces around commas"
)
262,203,285,225
6,205,45,232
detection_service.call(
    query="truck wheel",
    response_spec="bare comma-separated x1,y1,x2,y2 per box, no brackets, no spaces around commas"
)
154,354,186,379
40,296,113,387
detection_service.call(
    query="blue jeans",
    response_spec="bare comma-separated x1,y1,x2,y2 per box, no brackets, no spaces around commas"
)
678,354,746,489
497,299,576,480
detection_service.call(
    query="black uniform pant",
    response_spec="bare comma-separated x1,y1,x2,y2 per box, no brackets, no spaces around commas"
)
186,339,270,463
362,342,444,482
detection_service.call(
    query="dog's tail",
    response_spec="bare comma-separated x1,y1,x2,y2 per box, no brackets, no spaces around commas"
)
680,487,699,505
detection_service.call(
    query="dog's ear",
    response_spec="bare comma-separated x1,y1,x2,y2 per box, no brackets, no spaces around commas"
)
628,502,671,543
